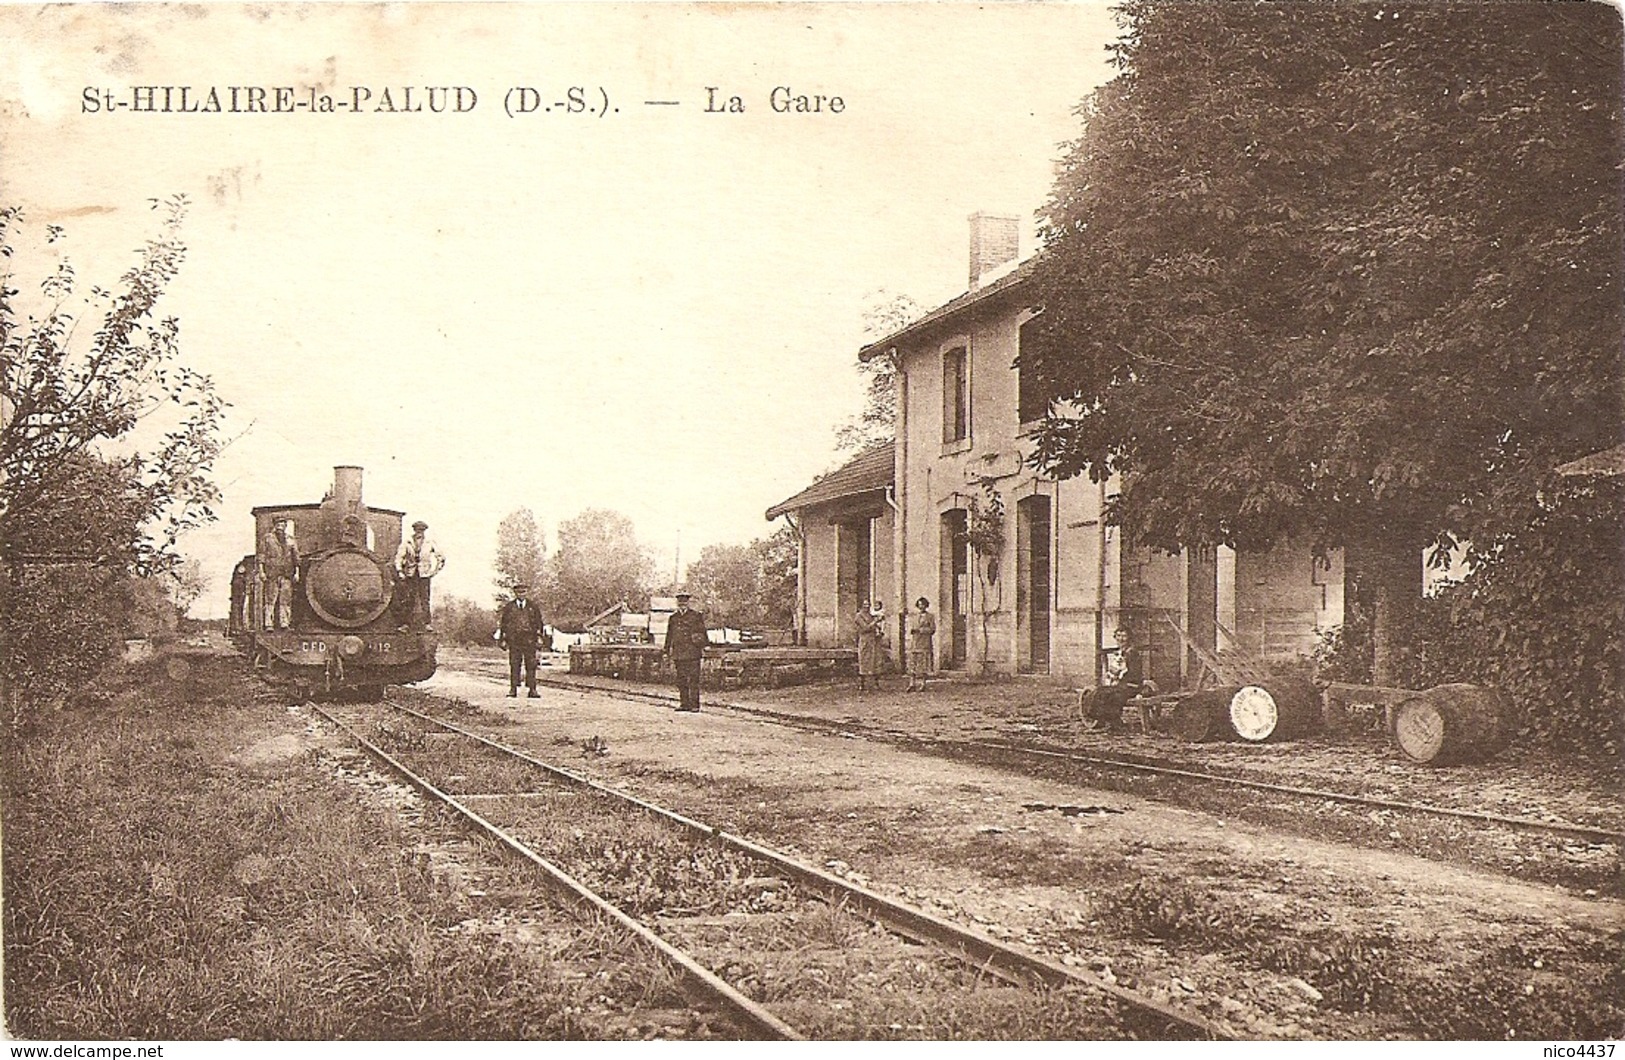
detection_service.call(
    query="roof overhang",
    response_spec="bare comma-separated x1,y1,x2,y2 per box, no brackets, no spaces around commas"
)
765,443,894,520
858,259,1035,362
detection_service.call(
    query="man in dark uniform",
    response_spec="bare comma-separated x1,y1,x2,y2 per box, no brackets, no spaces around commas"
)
228,557,253,636
497,583,546,698
663,590,708,712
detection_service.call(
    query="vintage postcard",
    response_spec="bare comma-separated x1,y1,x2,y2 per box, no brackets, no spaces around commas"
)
2,2,1619,1049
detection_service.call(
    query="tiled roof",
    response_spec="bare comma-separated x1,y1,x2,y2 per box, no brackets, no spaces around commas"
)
1556,443,1625,478
766,442,894,519
858,258,1037,361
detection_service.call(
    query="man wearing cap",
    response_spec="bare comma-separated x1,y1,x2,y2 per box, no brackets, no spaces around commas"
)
394,520,445,632
663,590,708,712
497,583,546,698
260,516,299,631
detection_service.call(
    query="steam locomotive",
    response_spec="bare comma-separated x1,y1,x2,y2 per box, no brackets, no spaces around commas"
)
228,465,438,699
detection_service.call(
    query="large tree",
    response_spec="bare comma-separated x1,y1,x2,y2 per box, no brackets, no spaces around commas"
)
547,508,653,628
1024,1,1623,681
431,593,500,648
492,507,547,604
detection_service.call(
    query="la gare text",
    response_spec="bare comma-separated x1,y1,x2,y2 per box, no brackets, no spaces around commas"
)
705,87,844,113
80,84,848,116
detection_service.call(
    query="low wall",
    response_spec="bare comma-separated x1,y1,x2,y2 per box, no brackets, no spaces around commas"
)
568,644,858,689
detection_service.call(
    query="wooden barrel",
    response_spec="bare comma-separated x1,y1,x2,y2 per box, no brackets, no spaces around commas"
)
1227,679,1320,742
1170,687,1242,742
1390,683,1513,765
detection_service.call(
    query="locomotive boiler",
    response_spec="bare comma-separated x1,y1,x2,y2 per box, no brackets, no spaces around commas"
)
228,465,437,698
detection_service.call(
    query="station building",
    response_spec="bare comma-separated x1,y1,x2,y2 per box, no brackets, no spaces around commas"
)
769,214,1344,689
766,442,896,658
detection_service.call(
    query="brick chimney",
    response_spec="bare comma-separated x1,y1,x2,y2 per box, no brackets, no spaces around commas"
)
968,211,1020,290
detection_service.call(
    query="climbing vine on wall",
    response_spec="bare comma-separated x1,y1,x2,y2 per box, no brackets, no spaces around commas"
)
965,483,1006,673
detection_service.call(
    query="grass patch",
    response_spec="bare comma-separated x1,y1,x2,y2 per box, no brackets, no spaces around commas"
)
1,658,696,1039
936,830,1135,887
391,687,517,728
1077,872,1624,1038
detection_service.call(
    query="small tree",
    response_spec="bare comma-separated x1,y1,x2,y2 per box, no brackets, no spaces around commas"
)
835,290,921,454
431,594,500,648
684,542,758,628
0,455,149,727
0,198,225,575
0,200,224,726
1449,474,1623,751
751,523,798,631
168,557,208,621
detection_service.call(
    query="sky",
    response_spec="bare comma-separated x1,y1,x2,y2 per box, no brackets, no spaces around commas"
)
0,2,1119,617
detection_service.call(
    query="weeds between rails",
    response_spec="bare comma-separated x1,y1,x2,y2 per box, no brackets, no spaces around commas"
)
332,697,1226,1040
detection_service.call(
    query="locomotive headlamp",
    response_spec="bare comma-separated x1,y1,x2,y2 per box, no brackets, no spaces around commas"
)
338,635,365,658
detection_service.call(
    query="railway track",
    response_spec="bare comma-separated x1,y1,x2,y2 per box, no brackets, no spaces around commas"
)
493,668,1622,848
312,696,1229,1040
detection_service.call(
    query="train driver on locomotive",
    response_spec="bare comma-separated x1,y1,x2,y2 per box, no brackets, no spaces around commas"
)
394,519,445,632
260,516,299,631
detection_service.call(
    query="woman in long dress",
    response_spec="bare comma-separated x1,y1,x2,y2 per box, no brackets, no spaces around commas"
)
907,597,937,692
855,600,885,691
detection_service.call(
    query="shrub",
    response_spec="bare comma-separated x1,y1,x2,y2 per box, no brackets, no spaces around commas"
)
432,594,499,647
1313,591,1477,692
1314,478,1622,754
0,566,129,730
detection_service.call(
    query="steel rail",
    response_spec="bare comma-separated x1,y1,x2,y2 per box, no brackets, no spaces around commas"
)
515,672,1623,846
972,740,1625,846
309,703,803,1041
388,699,1230,1040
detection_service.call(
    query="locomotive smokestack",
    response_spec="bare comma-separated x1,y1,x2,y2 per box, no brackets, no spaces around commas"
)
332,465,364,512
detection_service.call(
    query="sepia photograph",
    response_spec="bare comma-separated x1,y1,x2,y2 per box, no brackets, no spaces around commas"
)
0,0,1620,1046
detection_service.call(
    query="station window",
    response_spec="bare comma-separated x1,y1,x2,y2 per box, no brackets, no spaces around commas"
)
943,345,968,443
1018,318,1047,426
